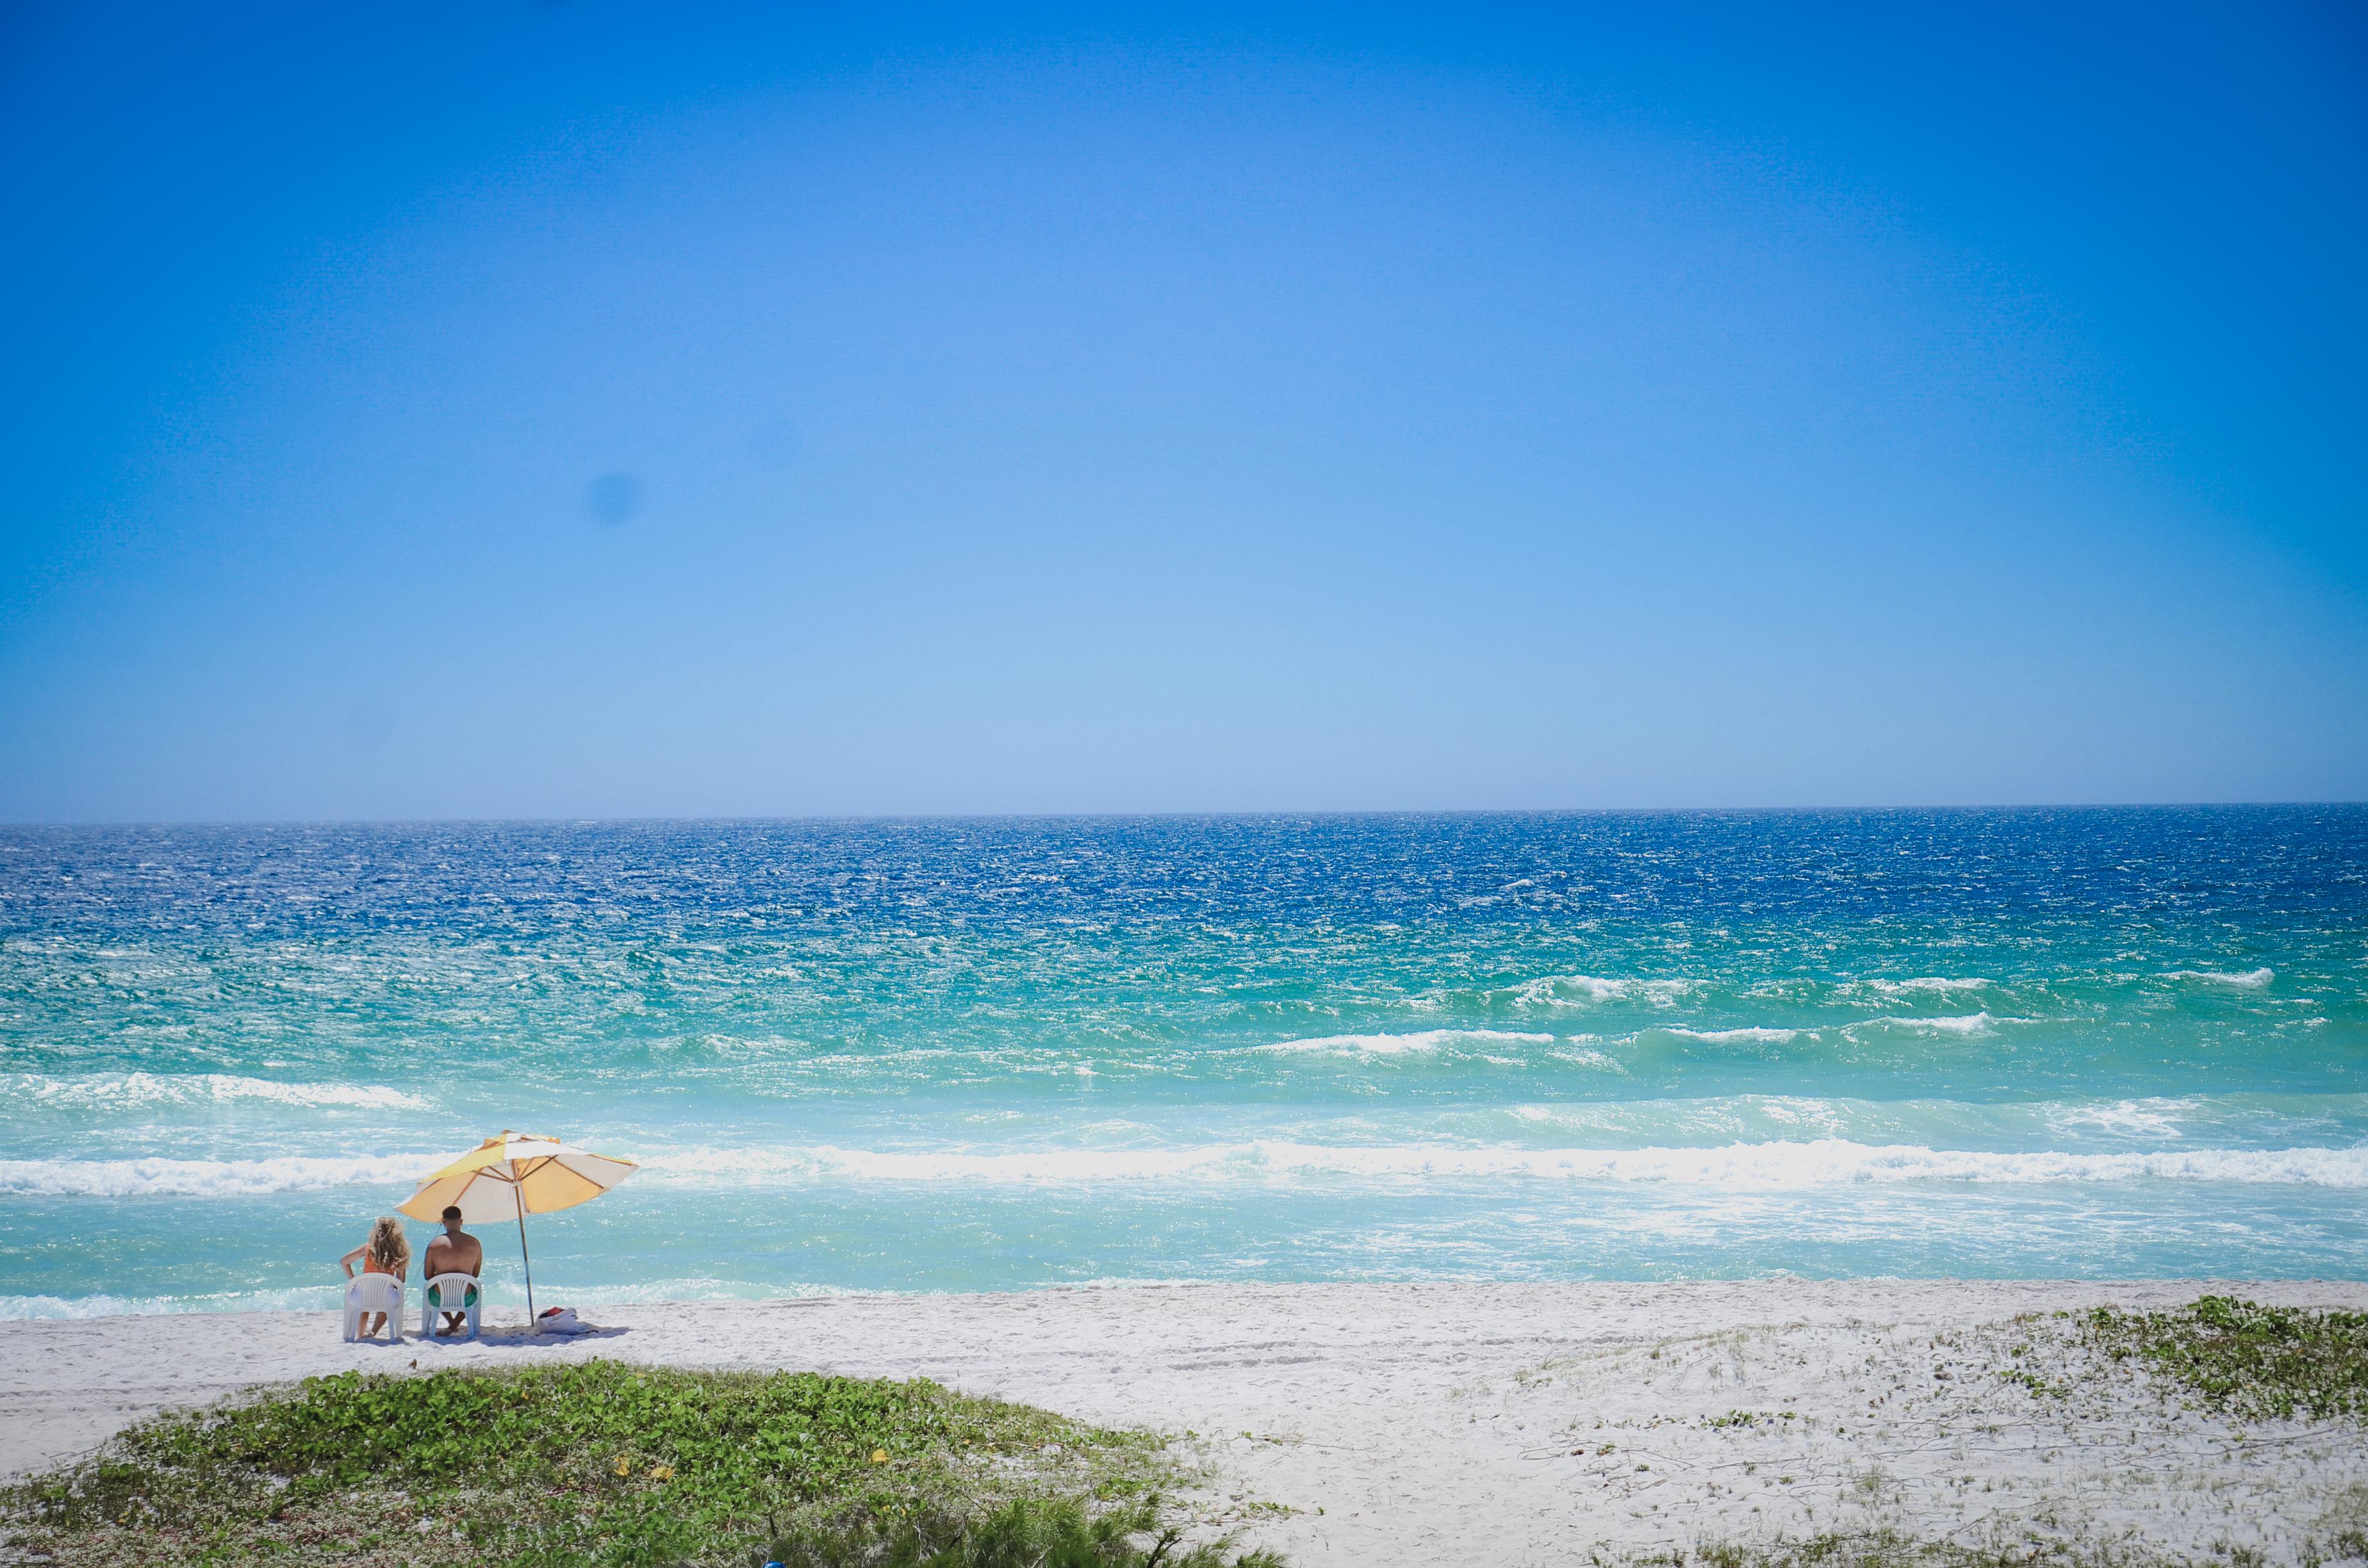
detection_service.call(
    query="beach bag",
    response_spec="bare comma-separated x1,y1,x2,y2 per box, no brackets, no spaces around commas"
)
536,1305,591,1335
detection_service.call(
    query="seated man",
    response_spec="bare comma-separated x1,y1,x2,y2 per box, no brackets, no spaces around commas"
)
421,1205,484,1335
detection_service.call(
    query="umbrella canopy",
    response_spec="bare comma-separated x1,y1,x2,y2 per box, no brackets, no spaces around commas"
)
399,1132,637,1224
399,1132,637,1320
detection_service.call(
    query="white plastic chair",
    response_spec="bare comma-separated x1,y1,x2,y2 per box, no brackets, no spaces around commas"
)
420,1273,482,1342
342,1273,404,1343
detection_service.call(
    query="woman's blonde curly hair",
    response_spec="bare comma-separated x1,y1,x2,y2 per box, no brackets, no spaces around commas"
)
367,1215,411,1274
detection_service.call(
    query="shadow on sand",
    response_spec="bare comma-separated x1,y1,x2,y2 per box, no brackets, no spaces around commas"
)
355,1323,632,1350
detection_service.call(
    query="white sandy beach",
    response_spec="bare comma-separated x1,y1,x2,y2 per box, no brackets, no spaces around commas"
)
5,1280,2365,1565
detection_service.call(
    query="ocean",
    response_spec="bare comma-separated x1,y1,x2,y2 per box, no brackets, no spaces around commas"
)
3,809,2364,1318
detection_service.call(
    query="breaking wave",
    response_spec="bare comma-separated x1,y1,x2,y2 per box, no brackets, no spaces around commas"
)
1502,976,1698,1008
1256,1029,1554,1056
0,1287,344,1319
623,1139,2368,1189
6,1139,2365,1197
0,1073,429,1112
1853,1013,1999,1036
2164,968,2275,988
0,1152,441,1198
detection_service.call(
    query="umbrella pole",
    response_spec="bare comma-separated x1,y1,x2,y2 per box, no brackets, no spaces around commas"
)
517,1208,535,1322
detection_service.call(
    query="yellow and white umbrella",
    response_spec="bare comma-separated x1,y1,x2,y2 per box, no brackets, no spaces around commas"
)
399,1131,637,1318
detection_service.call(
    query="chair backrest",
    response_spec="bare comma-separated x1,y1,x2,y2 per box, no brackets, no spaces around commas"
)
346,1273,402,1311
424,1271,479,1300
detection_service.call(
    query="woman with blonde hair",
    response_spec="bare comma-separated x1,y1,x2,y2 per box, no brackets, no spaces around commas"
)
340,1216,411,1339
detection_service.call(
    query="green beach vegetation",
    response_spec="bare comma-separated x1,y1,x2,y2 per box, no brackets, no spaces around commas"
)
0,1360,1281,1568
2078,1296,2368,1422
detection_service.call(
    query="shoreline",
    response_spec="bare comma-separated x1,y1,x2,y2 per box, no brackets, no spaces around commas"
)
6,1277,2365,1564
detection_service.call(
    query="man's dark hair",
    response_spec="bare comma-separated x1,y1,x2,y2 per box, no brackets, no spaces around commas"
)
441,1206,464,1223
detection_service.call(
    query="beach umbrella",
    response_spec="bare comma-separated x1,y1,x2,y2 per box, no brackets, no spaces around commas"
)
399,1131,638,1319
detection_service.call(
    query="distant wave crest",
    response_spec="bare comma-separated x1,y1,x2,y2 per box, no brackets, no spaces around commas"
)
2164,968,2274,988
1661,1026,1804,1045
1853,1012,1998,1036
627,1139,2368,1190
12,1139,2365,1198
1,1073,429,1112
1257,1029,1553,1056
1504,975,1697,1008
0,1153,438,1198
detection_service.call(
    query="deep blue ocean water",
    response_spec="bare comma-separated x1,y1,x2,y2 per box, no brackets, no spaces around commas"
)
3,810,2364,1318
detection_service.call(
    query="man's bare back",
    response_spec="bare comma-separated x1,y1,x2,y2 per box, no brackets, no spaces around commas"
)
422,1208,484,1333
424,1226,482,1278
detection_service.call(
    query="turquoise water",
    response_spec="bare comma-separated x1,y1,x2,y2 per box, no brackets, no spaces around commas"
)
3,810,2364,1317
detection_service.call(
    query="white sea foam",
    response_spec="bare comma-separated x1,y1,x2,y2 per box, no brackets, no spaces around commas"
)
0,1152,441,1198
1664,1026,1804,1045
1256,1029,1554,1056
14,1135,2365,1198
2164,967,2275,988
0,1293,192,1319
0,1073,429,1112
624,1139,2368,1189
1864,977,1992,995
0,1287,345,1319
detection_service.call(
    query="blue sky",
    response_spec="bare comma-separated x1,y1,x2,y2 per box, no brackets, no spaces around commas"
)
2,3,2363,819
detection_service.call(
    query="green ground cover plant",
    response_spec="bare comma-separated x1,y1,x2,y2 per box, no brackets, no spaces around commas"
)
2081,1296,2368,1422
0,1360,1281,1568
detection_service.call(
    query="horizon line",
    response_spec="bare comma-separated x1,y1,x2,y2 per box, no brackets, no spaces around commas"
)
6,800,2367,831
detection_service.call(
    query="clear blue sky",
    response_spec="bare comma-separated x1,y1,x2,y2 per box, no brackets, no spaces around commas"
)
3,3,2363,819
